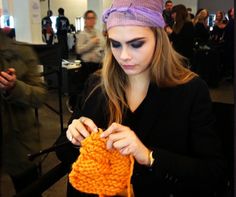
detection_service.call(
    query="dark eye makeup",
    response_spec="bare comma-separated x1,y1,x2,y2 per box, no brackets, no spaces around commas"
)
110,39,145,49
130,41,144,48
110,40,121,48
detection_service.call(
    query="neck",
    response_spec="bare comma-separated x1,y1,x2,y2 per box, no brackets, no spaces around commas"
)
127,68,150,89
126,70,151,112
85,26,94,31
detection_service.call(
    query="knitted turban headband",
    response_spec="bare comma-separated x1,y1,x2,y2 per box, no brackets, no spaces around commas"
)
102,0,165,30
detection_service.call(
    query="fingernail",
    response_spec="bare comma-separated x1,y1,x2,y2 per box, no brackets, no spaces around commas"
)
93,127,98,132
100,133,104,138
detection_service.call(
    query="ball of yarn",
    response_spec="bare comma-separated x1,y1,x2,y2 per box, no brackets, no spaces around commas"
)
69,129,134,197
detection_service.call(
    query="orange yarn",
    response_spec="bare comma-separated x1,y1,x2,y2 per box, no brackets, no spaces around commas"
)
69,129,134,197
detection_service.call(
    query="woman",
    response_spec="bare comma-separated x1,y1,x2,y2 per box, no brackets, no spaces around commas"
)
166,4,194,64
210,11,226,44
58,0,226,196
193,8,210,46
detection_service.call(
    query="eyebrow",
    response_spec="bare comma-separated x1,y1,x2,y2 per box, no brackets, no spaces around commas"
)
109,37,145,44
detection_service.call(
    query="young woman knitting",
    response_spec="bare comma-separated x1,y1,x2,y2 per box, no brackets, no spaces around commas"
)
61,0,226,196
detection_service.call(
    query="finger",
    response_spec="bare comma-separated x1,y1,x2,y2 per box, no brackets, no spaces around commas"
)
113,138,129,150
80,117,98,132
120,146,131,155
66,128,74,141
71,136,81,146
71,119,90,138
106,138,113,150
67,124,84,144
106,132,126,149
1,71,14,80
101,122,122,138
7,68,16,74
0,75,9,85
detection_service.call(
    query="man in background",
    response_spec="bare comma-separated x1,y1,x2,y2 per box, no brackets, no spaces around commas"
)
42,10,54,45
162,0,174,28
56,7,70,59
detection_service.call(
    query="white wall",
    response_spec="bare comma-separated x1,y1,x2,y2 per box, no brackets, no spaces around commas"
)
13,0,43,44
87,0,112,30
103,0,112,9
198,0,234,14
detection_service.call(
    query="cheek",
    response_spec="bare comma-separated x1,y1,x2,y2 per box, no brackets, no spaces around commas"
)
111,48,120,61
111,48,120,59
141,44,155,64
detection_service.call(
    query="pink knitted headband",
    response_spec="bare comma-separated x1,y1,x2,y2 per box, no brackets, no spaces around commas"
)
102,0,165,30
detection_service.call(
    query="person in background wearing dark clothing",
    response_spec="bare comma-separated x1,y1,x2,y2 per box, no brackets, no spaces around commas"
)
210,11,226,45
56,7,70,59
0,31,46,194
223,8,234,80
193,8,210,46
166,4,194,66
1,27,16,39
41,10,54,45
56,0,226,196
162,0,174,28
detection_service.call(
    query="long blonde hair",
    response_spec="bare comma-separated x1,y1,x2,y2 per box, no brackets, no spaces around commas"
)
193,9,209,26
101,27,197,125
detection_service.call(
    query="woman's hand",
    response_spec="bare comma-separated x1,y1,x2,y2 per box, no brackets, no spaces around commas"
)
66,117,98,146
101,123,150,166
0,68,16,91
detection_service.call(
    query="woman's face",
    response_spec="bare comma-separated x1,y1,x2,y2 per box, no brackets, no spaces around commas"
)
216,12,223,21
108,26,156,77
85,12,96,28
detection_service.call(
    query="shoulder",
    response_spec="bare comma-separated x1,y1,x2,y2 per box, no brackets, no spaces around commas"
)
159,77,210,101
186,76,207,87
178,77,211,105
178,76,209,94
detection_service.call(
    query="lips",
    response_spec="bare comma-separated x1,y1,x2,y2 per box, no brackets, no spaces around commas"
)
122,64,135,69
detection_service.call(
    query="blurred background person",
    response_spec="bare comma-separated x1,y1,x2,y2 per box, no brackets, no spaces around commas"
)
223,8,234,80
0,26,15,39
210,11,226,45
75,10,105,71
193,8,210,46
187,7,195,20
41,10,54,45
56,7,70,59
67,10,105,113
166,4,194,66
162,0,174,29
0,31,46,194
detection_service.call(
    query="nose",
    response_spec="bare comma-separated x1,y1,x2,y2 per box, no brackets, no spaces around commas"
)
120,46,131,61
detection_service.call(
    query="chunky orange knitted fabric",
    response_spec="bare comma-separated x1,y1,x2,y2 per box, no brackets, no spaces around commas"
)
69,129,134,197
